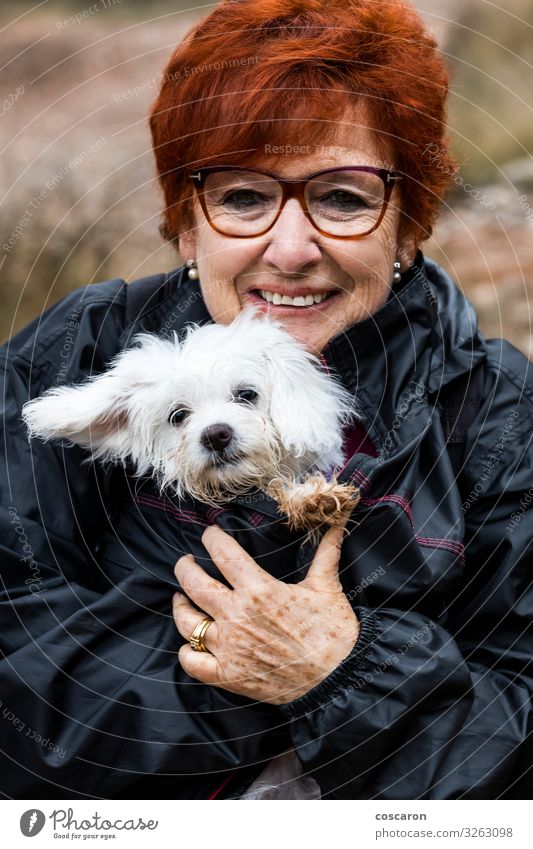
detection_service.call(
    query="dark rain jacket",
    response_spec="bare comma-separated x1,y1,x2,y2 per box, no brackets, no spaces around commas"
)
1,254,532,799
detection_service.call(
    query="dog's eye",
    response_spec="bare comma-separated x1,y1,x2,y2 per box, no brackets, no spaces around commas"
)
234,389,258,405
168,408,188,427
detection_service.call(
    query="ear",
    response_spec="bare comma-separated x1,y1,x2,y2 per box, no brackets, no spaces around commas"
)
21,367,133,461
262,334,358,461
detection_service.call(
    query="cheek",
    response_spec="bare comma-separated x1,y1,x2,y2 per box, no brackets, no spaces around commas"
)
195,264,231,320
351,226,398,276
347,222,399,293
372,214,402,269
198,266,242,325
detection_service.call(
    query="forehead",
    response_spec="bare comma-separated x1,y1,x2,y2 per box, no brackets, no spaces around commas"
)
267,144,392,180
242,103,395,179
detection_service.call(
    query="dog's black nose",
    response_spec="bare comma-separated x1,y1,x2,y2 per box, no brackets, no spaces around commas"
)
201,424,234,454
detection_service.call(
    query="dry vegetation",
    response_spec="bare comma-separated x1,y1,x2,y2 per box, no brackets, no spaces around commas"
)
1,0,532,355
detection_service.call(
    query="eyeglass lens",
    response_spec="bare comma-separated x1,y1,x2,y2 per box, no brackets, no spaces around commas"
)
199,169,387,237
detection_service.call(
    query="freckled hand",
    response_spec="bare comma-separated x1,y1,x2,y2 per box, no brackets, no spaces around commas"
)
172,520,360,704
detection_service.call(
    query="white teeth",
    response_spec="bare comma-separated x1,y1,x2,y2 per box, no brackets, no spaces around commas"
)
258,289,331,307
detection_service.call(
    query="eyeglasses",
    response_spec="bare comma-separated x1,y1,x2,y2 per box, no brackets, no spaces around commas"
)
188,165,402,239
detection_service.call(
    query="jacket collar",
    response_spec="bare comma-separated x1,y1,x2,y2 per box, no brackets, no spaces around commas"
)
321,252,486,445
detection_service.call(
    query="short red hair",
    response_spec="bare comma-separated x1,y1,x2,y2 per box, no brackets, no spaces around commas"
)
149,0,456,249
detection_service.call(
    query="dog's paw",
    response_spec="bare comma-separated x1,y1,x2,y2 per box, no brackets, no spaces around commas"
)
268,474,360,531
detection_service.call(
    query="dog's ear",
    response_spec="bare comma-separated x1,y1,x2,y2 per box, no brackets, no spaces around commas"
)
22,361,137,461
262,335,357,461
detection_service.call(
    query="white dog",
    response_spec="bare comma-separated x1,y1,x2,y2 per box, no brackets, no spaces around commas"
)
22,309,361,530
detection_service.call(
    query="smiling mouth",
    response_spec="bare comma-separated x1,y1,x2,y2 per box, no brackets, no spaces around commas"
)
250,289,338,308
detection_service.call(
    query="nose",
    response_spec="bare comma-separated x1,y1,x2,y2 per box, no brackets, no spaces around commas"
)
261,198,322,273
200,423,234,454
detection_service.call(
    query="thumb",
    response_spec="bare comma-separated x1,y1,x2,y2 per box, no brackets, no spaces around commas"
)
303,518,350,591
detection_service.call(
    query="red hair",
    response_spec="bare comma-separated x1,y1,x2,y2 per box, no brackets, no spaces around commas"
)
149,0,456,249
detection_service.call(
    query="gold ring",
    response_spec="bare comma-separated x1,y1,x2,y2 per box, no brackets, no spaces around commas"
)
189,616,214,653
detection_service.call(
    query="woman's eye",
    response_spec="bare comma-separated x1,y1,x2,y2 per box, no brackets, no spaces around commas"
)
221,190,271,210
318,190,369,210
168,408,188,427
234,389,258,404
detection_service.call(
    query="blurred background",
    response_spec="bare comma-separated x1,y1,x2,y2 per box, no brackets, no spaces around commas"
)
1,0,532,353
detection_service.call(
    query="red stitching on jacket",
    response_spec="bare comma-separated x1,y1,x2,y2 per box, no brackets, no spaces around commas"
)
416,536,465,556
247,511,264,527
362,494,414,525
360,494,465,559
349,469,371,490
135,494,209,526
136,491,465,561
206,506,225,524
136,495,265,529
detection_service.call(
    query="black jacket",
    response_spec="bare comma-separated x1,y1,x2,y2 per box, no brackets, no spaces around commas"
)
1,255,532,799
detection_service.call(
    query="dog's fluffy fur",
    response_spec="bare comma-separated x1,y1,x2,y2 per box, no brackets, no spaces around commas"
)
22,309,361,529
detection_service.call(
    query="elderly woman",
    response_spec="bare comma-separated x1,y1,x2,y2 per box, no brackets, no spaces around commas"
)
1,0,532,800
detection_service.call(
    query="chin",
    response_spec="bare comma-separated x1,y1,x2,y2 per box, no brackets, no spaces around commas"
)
277,321,336,354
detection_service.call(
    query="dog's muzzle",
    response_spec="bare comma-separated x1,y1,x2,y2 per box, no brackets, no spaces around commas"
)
200,423,234,456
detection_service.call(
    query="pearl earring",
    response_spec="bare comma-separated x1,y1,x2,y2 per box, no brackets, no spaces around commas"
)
186,259,199,280
393,261,402,284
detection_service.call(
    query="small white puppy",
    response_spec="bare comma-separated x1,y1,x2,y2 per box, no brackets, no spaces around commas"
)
22,309,360,530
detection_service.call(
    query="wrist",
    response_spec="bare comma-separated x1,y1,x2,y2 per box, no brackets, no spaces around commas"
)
278,607,378,718
273,609,361,706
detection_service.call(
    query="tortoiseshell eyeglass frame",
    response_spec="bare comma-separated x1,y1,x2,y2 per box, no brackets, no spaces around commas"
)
188,165,403,239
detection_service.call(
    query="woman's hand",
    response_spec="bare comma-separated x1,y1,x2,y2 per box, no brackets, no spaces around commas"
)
172,522,360,705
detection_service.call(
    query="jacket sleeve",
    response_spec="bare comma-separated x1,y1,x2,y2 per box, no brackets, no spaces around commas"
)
279,339,533,799
0,288,283,799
